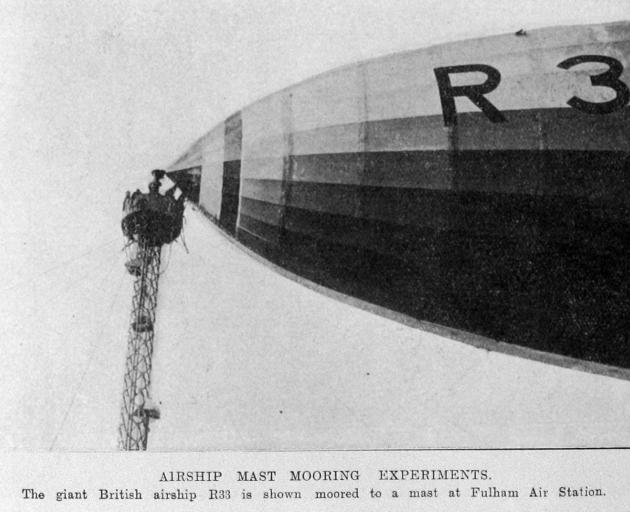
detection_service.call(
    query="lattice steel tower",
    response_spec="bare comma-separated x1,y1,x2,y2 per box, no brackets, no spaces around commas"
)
119,170,184,450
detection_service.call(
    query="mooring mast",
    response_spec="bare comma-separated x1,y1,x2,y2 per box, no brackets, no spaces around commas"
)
119,169,184,450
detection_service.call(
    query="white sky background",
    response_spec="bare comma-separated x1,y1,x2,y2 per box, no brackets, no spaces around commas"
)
0,0,628,450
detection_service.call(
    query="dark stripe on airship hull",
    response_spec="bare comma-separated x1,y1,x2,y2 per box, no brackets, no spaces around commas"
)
219,112,243,234
240,150,630,224
270,107,630,159
236,149,630,369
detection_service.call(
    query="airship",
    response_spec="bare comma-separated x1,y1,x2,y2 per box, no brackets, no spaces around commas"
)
166,21,630,373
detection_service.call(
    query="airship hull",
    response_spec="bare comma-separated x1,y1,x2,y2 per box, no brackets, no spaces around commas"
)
168,21,630,370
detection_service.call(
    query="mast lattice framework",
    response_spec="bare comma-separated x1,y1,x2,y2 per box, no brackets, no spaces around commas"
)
118,241,162,450
118,169,184,450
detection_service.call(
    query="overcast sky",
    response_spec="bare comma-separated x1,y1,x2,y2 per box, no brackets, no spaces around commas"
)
0,0,627,450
